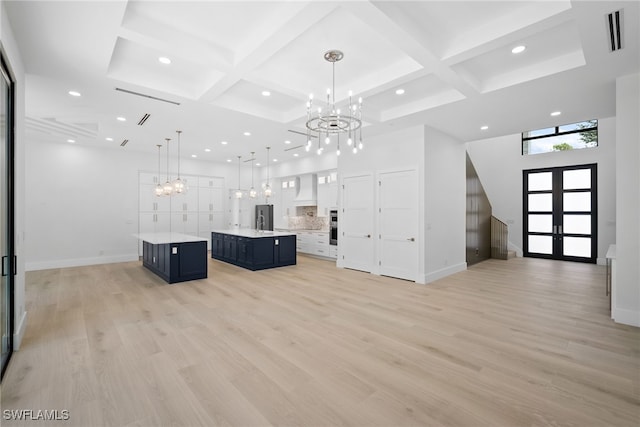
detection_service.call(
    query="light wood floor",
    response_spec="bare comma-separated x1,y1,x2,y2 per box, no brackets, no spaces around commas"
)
2,255,639,427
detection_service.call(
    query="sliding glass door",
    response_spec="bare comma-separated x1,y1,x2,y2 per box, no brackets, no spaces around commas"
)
1,56,14,380
523,164,597,263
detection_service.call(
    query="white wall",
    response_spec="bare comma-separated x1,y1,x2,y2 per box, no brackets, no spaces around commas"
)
1,0,27,348
466,117,616,262
424,126,467,282
25,138,238,270
338,125,426,282
614,73,640,327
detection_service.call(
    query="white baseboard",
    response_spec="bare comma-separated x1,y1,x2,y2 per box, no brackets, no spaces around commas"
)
13,310,27,350
612,306,640,327
424,262,467,284
25,254,139,271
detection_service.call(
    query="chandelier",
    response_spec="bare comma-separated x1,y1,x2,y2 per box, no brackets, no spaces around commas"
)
305,50,363,156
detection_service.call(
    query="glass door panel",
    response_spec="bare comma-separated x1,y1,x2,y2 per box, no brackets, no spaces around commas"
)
528,193,552,211
528,172,553,191
524,164,597,263
563,192,591,211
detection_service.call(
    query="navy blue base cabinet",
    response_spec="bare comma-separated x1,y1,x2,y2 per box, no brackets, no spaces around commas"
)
211,232,296,271
142,240,208,283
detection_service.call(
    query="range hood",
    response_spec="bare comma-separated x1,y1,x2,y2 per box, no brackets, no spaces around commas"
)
293,173,317,206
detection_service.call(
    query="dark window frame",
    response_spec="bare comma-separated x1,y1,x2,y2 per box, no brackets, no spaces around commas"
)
522,120,598,155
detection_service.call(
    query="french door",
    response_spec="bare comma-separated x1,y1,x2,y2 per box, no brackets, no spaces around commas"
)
523,164,597,263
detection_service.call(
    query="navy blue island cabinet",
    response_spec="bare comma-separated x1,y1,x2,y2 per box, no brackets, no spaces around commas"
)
136,233,208,284
211,230,296,271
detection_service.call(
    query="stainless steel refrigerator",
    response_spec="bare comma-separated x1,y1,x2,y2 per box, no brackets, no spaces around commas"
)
255,204,274,231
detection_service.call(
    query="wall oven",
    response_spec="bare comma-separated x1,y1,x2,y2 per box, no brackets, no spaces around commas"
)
330,210,338,245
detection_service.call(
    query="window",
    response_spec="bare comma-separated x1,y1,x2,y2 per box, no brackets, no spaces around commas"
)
522,120,598,155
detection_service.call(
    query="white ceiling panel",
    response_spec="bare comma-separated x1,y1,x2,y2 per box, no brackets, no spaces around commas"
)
108,37,225,99
452,21,586,93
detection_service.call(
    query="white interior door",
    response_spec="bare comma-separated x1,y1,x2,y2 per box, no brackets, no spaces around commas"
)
379,169,418,281
342,174,374,272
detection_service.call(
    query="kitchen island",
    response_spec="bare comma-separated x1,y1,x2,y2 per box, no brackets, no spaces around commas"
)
211,229,296,270
135,232,208,283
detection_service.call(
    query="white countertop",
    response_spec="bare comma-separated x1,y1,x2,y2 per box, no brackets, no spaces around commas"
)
275,228,329,233
134,233,208,244
211,229,297,238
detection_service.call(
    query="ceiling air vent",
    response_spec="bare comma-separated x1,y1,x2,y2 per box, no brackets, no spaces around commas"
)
607,9,623,52
137,113,150,126
120,139,129,147
115,87,181,106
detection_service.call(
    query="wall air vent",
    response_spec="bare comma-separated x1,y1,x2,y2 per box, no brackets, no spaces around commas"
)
115,87,181,106
138,113,150,126
607,9,623,52
120,139,129,147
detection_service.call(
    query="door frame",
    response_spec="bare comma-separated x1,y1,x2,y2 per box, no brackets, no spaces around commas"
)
0,51,15,381
523,163,598,263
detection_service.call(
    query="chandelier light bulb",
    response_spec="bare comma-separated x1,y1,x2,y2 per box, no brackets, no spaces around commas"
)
358,142,363,150
317,147,323,155
337,148,341,156
347,137,353,146
249,187,257,198
235,189,243,199
154,184,164,197
325,136,330,144
264,185,272,197
352,147,358,154
309,93,314,100
163,181,173,196
305,144,311,152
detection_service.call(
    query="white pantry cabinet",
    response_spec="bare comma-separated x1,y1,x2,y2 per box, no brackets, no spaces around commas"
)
316,170,338,217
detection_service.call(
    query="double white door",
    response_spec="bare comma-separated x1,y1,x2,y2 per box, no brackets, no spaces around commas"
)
341,169,418,281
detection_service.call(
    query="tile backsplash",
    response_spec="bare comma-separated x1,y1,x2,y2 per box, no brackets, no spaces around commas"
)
287,206,329,230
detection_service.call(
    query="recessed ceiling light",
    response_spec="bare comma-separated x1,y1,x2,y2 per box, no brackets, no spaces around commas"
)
67,139,75,143
105,137,113,141
226,159,232,163
158,56,171,64
221,141,228,145
243,132,251,136
191,154,197,158
550,111,562,116
480,125,489,130
116,116,126,122
293,153,299,157
511,45,526,54
395,89,405,95
284,140,291,144
68,90,81,97
273,158,278,162
204,148,211,152
256,163,261,166
261,91,271,97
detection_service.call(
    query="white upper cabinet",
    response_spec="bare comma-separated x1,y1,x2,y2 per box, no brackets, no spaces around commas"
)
317,170,338,217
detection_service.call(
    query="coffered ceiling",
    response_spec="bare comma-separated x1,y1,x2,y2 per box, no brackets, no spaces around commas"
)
5,0,639,165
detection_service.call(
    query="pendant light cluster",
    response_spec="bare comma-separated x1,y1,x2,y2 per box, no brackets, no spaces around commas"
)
235,147,272,200
153,130,188,197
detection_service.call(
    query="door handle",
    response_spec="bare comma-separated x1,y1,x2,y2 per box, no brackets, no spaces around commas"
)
1,256,7,277
366,234,371,238
407,237,415,242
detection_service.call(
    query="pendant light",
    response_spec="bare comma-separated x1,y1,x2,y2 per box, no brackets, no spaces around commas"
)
154,144,164,196
249,151,257,198
172,130,186,194
162,138,174,196
264,146,272,199
235,155,243,199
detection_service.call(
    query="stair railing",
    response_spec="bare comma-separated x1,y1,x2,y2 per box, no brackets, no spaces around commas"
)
491,216,508,260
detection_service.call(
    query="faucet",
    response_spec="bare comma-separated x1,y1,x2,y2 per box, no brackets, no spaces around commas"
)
256,213,265,233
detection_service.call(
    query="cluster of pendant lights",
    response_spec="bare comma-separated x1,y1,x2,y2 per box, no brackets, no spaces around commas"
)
154,130,187,197
236,146,272,199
